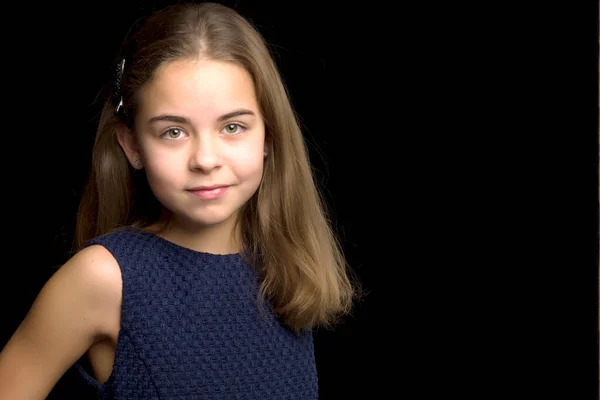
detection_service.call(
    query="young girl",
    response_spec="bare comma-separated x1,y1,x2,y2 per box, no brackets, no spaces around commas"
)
0,2,358,398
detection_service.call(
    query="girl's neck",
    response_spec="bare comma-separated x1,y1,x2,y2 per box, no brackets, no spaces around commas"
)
145,212,242,255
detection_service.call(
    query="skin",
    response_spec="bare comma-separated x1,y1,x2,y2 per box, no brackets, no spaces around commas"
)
0,57,266,397
119,58,266,254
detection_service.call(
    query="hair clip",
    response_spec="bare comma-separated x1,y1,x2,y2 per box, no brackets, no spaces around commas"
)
114,58,126,115
115,98,124,114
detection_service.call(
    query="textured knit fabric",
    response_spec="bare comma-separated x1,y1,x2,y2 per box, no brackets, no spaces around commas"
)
74,227,318,399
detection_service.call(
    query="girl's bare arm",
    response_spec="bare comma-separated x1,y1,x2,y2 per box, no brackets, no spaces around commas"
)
0,245,122,399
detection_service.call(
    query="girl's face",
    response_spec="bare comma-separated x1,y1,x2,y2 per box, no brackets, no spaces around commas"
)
120,58,266,231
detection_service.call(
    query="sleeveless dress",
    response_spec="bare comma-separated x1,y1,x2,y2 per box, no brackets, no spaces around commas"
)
74,227,318,399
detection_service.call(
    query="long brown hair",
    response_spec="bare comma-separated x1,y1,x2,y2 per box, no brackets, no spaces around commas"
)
75,1,359,332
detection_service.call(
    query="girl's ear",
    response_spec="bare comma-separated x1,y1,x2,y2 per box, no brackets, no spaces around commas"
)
116,123,143,169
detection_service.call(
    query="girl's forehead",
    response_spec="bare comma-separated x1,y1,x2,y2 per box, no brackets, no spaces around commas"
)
139,59,259,116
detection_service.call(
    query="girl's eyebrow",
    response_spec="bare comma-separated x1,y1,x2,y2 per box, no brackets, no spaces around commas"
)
216,108,255,122
147,108,256,125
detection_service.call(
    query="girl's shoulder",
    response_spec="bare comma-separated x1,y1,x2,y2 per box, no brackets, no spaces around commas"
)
0,245,122,398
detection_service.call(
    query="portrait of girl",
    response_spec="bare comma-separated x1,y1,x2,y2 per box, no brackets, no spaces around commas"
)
0,2,360,398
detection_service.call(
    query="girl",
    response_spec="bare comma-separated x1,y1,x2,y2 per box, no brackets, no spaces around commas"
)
0,2,358,398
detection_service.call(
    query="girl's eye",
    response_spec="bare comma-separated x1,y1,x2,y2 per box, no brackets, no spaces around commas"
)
223,123,245,135
162,128,186,140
